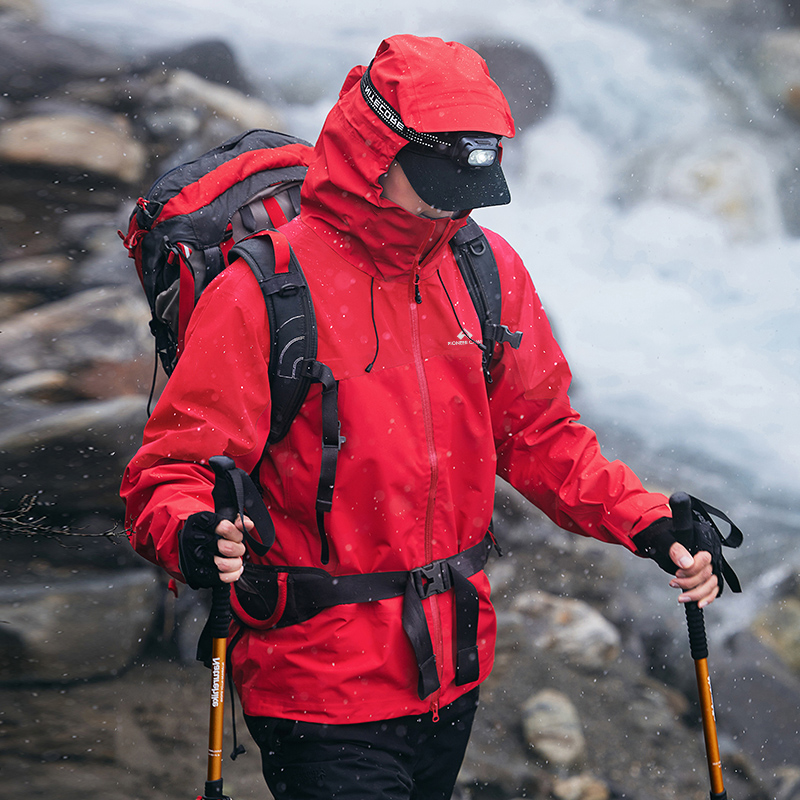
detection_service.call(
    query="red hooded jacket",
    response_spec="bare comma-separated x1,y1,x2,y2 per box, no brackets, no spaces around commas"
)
121,35,670,723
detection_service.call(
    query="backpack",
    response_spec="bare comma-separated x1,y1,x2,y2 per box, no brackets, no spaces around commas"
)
120,128,522,563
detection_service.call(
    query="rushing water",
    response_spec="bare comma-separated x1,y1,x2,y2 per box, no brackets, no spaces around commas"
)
40,0,800,627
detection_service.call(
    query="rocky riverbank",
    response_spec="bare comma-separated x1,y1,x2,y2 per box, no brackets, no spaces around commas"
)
2,1,800,798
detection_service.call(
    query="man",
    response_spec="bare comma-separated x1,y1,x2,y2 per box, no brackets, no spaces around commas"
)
121,34,720,799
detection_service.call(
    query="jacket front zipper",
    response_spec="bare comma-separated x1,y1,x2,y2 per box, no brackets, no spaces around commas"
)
409,268,443,716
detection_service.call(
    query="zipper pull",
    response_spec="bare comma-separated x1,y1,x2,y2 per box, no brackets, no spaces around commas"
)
414,274,422,304
430,697,440,723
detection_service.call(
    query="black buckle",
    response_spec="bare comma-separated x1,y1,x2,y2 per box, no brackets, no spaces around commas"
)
411,560,452,599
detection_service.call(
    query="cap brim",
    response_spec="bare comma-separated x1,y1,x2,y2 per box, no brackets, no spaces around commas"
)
395,146,511,212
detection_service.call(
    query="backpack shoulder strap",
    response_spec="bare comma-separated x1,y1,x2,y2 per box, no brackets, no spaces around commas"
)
229,231,317,441
450,218,523,379
228,231,341,566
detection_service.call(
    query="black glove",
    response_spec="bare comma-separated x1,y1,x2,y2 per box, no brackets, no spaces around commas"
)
178,510,227,589
632,495,743,597
631,516,679,575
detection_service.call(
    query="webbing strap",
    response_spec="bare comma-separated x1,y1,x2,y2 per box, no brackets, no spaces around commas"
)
267,230,291,274
235,534,494,699
400,543,484,698
403,577,439,699
170,244,195,359
263,196,288,227
450,567,480,684
224,465,274,557
302,359,341,565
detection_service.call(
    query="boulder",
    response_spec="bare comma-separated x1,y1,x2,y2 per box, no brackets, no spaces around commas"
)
0,567,161,683
0,0,42,22
0,253,71,294
0,112,147,184
552,774,610,800
511,590,621,670
0,19,122,100
708,631,800,783
144,69,282,135
138,39,255,94
754,30,800,119
622,130,784,241
0,285,152,392
0,395,148,515
0,290,40,318
522,689,586,766
750,571,800,674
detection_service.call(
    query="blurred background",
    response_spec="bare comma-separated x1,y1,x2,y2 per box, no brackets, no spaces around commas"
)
1,0,799,798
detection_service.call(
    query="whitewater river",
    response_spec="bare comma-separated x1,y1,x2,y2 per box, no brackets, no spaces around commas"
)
41,0,800,630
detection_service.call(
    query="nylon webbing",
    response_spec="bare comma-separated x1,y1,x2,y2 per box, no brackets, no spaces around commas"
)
235,533,494,699
302,359,341,565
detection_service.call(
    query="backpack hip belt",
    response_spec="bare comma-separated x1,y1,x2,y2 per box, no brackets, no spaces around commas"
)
230,532,495,700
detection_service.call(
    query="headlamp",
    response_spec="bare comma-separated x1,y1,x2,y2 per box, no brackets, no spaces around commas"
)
432,135,499,169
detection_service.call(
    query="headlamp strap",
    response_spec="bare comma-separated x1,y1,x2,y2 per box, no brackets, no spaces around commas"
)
361,63,445,151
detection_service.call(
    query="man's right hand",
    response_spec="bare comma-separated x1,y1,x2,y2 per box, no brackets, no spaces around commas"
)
178,511,252,588
213,515,250,583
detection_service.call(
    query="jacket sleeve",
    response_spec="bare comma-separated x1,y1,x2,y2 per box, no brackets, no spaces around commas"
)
482,229,670,550
120,260,273,581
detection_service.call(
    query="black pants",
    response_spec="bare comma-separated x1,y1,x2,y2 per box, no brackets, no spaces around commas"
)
244,688,479,800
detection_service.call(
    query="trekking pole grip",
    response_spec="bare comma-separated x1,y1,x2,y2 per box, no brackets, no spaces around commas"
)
208,584,232,637
669,492,710,660
685,601,709,661
208,455,239,629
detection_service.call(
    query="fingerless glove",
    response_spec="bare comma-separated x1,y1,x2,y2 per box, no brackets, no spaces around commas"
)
178,510,226,589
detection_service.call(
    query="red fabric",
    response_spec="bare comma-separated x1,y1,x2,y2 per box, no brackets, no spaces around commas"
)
154,143,313,226
263,196,288,227
121,35,670,725
175,247,195,359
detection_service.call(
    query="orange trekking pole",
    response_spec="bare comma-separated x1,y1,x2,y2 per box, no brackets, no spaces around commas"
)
193,455,274,800
199,582,233,800
196,456,240,800
669,492,742,800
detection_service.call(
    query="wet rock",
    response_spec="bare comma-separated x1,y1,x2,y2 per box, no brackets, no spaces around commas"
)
552,774,610,800
138,39,255,94
0,0,42,22
754,30,800,120
775,768,800,800
0,285,152,390
0,290,40,318
144,69,282,135
712,631,800,780
0,112,147,184
750,571,800,673
522,689,585,766
0,394,147,515
512,590,621,670
0,567,160,683
0,253,71,294
623,130,784,241
0,369,72,402
0,19,123,101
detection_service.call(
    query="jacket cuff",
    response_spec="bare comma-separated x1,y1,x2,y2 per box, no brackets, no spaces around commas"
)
631,517,678,575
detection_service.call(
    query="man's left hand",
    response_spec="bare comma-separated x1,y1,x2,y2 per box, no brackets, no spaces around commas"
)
667,542,718,608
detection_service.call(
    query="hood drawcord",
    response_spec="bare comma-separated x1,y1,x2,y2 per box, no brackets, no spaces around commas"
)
365,276,380,373
437,270,487,356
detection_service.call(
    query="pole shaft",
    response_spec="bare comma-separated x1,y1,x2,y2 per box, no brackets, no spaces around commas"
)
207,635,228,783
693,656,725,796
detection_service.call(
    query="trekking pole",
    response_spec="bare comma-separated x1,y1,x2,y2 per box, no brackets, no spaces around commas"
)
197,455,240,800
669,492,728,800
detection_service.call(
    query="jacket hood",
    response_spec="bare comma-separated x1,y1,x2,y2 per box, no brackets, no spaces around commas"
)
300,34,516,281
